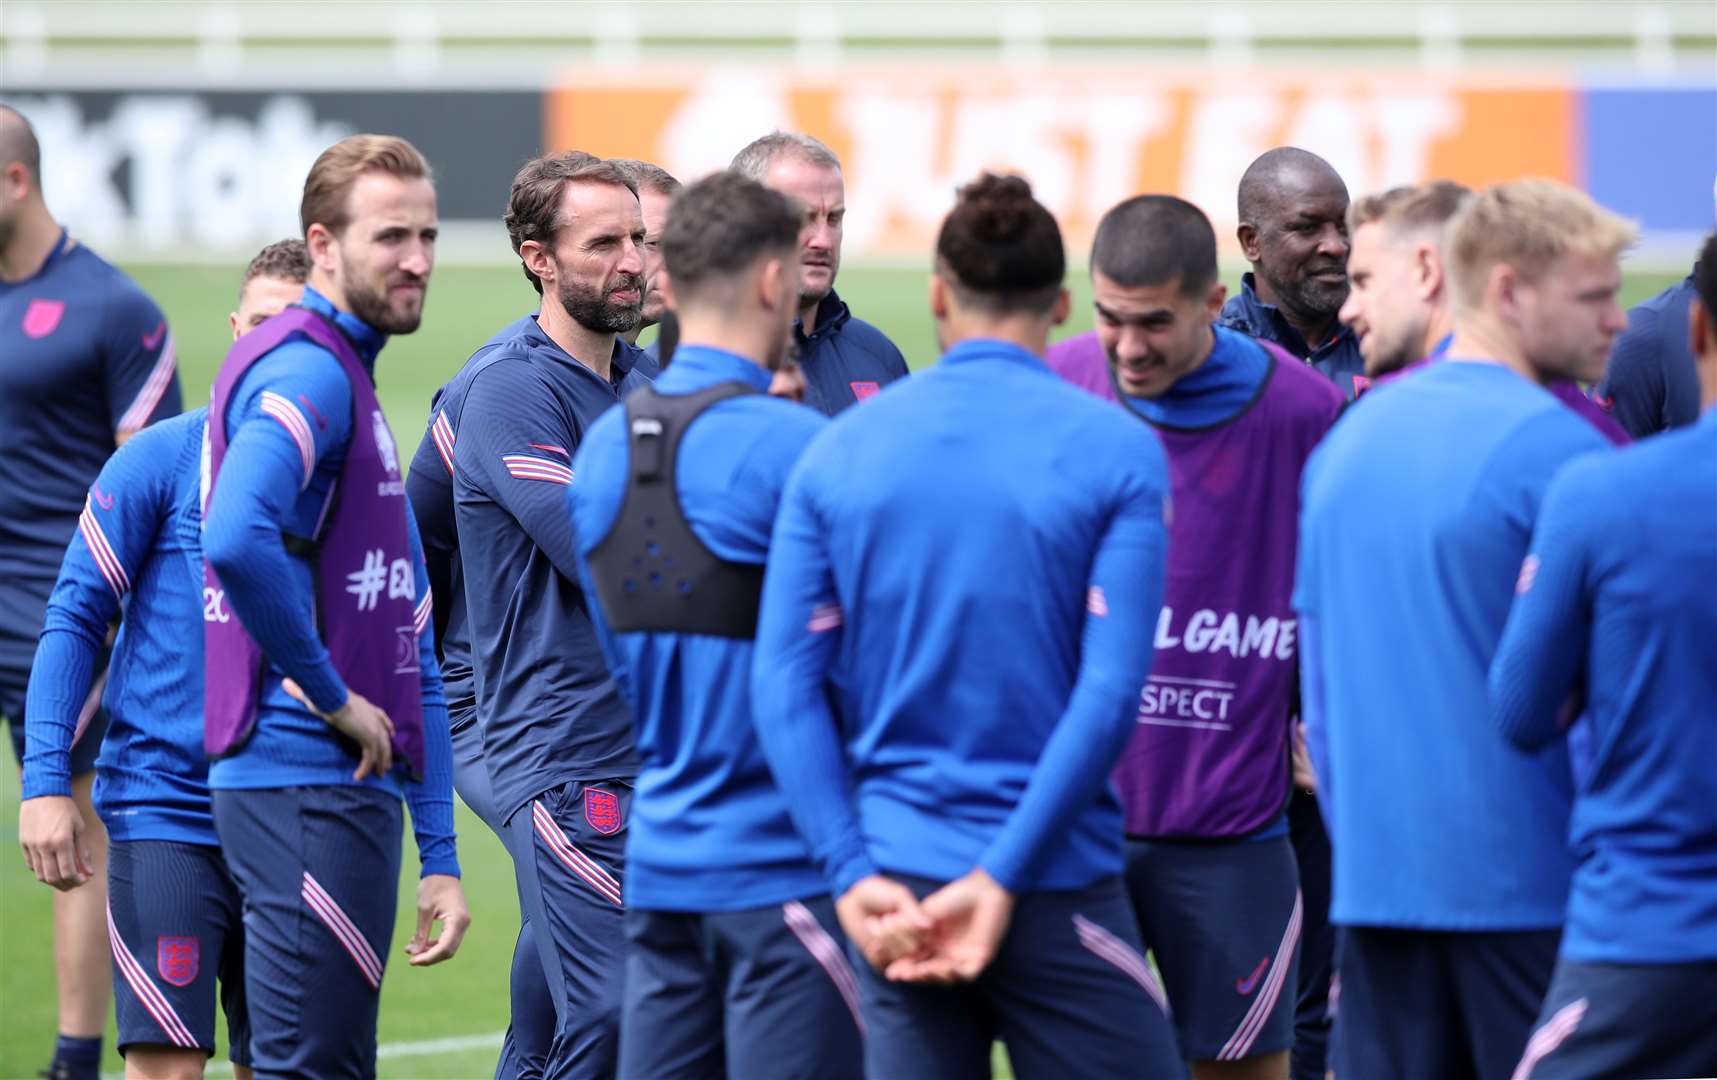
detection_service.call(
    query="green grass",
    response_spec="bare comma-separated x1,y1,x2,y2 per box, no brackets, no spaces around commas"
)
0,260,1683,1078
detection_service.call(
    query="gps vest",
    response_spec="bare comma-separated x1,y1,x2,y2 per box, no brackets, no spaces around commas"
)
586,382,764,638
202,305,426,776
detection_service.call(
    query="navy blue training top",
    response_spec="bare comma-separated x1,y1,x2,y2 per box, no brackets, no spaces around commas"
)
1220,272,1365,402
1594,272,1701,438
791,291,910,416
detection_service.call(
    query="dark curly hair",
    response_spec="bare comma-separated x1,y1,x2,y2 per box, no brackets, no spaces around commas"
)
934,172,1064,315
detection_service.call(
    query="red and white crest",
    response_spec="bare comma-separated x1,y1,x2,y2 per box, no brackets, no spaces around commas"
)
584,788,622,835
23,298,66,339
849,381,881,402
157,936,199,987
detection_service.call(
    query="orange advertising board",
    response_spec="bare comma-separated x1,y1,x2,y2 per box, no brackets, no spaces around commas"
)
547,67,1576,258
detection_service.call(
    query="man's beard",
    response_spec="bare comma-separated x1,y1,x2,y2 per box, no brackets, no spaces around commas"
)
560,272,644,334
1266,261,1349,323
345,271,425,335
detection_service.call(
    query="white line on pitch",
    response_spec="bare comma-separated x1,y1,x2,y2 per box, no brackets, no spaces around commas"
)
103,1030,508,1079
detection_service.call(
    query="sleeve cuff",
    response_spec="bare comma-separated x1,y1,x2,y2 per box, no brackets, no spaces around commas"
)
20,772,74,800
830,851,882,899
299,667,349,716
418,855,461,880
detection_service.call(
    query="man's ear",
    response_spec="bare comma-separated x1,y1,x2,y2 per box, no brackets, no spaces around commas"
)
1237,223,1262,264
1204,279,1229,320
1488,263,1522,323
228,312,242,342
305,223,339,273
1690,295,1715,362
758,257,785,311
929,273,949,321
1416,242,1444,303
1051,287,1072,327
655,267,677,313
518,239,554,289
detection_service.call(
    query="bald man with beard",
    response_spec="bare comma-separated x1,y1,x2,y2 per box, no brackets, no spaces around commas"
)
1220,148,1366,402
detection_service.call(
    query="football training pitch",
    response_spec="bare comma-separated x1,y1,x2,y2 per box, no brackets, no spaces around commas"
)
0,260,1683,1079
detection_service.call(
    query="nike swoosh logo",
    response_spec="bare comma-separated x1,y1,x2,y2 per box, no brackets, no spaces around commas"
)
1236,956,1269,995
142,321,166,350
92,485,114,510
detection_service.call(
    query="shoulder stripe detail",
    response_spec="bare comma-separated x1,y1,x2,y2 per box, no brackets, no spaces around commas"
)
116,329,178,435
106,903,197,1047
302,872,383,990
501,454,574,486
414,590,433,637
807,603,844,633
783,900,866,1035
79,498,130,598
431,412,456,476
528,443,570,458
260,390,316,488
1217,890,1302,1060
1073,913,1169,1015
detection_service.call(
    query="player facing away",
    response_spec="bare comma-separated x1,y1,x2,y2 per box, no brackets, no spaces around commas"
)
1296,179,1633,1080
751,174,1180,1079
1094,196,1345,1080
1,103,182,1080
730,132,910,414
572,171,863,1080
1219,147,1365,401
17,241,307,1080
449,152,654,1080
201,135,470,1077
1341,181,1628,445
1490,230,1717,1080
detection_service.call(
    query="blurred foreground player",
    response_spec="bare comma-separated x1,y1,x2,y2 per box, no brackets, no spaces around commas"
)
450,152,653,1079
1490,231,1717,1080
1342,181,1627,444
18,240,306,1080
1296,179,1632,1080
1,102,181,1080
731,132,908,413
1095,196,1343,1080
573,171,862,1080
202,135,468,1077
752,174,1178,1079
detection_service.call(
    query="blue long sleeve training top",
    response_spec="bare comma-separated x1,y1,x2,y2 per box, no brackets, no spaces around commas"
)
1490,408,1717,963
201,286,456,876
449,316,653,824
571,345,828,912
1296,359,1608,930
23,411,212,842
751,338,1171,898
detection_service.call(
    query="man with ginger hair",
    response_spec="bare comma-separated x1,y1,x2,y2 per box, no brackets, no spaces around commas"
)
1296,179,1634,1080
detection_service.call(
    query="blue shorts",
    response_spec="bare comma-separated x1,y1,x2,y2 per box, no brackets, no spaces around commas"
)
620,896,864,1080
453,717,553,1080
1287,789,1333,1080
213,785,402,1079
509,779,630,1080
1333,925,1559,1080
856,873,1182,1080
106,840,250,1064
1513,956,1717,1080
1125,835,1302,1062
2,662,110,777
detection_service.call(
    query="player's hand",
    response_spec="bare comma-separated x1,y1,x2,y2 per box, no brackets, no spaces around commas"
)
769,361,807,403
282,680,395,780
1291,722,1318,793
885,867,1014,985
836,874,934,972
19,795,94,891
406,874,471,966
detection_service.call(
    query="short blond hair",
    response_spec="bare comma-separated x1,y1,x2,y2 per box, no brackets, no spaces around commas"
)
1445,179,1636,311
300,134,432,238
1348,180,1472,237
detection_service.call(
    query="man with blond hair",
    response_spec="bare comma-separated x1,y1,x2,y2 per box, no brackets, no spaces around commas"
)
1296,179,1634,1080
202,134,468,1076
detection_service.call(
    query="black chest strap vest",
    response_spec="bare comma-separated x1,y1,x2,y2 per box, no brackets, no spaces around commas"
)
586,380,765,638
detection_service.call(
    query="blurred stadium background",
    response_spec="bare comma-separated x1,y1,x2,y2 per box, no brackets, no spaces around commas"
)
1,2,1712,1075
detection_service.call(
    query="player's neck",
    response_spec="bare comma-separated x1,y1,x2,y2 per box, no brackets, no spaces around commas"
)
676,311,772,374
1420,303,1455,360
538,299,615,382
1447,314,1542,384
797,295,823,332
942,312,1052,358
0,204,63,284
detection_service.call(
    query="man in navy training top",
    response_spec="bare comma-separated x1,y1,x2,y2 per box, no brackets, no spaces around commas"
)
0,102,182,1080
1591,179,1715,437
1341,181,1629,445
1215,143,1356,1080
730,131,910,414
448,151,654,1080
202,134,469,1078
1296,178,1633,1080
1095,195,1345,1080
1220,147,1364,400
573,170,865,1080
16,240,307,1080
1489,229,1717,1080
752,173,1180,1079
